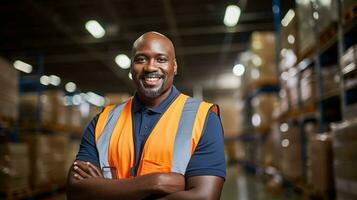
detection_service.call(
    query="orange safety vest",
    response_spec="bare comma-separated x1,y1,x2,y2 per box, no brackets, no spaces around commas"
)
95,93,219,179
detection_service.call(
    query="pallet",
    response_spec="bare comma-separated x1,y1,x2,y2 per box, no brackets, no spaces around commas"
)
0,115,16,128
302,100,317,114
342,3,357,25
306,187,332,200
319,24,337,48
0,187,31,200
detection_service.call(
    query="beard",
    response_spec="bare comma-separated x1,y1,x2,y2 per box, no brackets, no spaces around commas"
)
136,72,166,99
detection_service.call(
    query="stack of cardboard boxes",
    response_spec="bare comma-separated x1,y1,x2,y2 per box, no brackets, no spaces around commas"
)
280,122,303,181
332,119,357,199
20,90,67,128
0,57,19,121
0,143,30,192
251,94,278,133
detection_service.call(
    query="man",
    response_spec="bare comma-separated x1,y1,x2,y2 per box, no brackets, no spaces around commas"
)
67,31,226,200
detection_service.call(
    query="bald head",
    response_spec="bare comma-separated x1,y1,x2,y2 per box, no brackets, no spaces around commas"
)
132,31,176,58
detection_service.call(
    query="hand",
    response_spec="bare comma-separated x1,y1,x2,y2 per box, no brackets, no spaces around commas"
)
73,161,103,180
155,173,185,194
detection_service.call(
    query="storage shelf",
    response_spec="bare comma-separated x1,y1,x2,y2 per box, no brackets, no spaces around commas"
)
321,90,340,101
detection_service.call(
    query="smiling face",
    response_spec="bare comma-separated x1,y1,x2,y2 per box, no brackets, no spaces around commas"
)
131,32,177,100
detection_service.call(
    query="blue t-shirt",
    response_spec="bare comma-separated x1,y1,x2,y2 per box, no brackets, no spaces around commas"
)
76,86,226,179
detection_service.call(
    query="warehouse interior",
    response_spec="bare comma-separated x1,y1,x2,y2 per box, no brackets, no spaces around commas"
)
0,0,356,199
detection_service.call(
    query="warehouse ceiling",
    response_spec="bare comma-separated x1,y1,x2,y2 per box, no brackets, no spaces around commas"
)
0,0,293,96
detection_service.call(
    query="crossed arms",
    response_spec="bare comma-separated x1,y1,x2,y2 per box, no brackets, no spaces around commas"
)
67,160,224,200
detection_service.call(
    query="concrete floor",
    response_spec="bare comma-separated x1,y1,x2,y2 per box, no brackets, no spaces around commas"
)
221,165,302,200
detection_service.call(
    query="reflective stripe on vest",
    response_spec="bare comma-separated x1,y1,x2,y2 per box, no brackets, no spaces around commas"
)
95,94,219,179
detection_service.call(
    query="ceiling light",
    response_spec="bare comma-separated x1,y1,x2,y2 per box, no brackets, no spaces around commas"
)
287,34,295,44
313,11,319,20
86,92,105,107
281,9,295,27
40,75,50,86
65,82,77,93
280,123,289,132
223,5,241,27
252,55,262,66
281,139,290,147
49,75,61,86
252,113,261,127
72,94,83,106
13,60,32,73
115,54,131,69
233,64,245,76
85,20,106,39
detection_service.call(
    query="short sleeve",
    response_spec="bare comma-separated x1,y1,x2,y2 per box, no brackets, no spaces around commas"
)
75,115,100,167
185,110,226,179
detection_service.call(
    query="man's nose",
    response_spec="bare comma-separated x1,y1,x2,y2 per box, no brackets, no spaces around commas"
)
144,59,158,72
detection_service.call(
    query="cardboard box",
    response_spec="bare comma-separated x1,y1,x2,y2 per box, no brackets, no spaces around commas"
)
300,68,316,103
332,119,357,199
316,0,338,33
251,94,278,132
0,57,19,121
0,143,30,192
19,90,66,126
307,133,333,194
296,0,315,57
281,123,303,180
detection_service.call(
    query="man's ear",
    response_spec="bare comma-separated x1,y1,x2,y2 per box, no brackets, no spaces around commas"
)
174,59,178,75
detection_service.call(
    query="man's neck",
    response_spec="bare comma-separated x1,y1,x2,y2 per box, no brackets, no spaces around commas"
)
137,87,172,108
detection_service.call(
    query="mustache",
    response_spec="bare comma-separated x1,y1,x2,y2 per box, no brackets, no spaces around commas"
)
139,72,165,79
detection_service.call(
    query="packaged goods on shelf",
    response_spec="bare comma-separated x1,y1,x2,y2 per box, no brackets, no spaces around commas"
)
65,139,80,170
214,96,241,137
250,32,276,65
249,32,278,84
280,122,303,181
105,93,131,105
279,86,290,114
65,106,82,129
280,9,298,71
19,90,66,127
82,105,102,128
307,132,333,195
251,93,278,132
296,0,315,58
331,119,357,199
341,44,357,74
342,0,357,22
269,122,283,170
300,68,316,104
224,140,243,163
25,133,69,187
322,66,340,94
316,0,338,34
0,143,30,192
0,57,19,121
286,71,299,109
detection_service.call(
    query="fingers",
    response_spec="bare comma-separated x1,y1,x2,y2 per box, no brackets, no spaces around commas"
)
72,161,104,180
73,164,91,179
73,172,84,180
87,162,103,177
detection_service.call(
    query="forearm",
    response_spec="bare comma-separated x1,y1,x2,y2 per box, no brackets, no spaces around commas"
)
67,176,155,200
157,176,224,200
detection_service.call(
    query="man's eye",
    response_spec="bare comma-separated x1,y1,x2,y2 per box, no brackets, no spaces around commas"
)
135,57,146,63
157,57,167,63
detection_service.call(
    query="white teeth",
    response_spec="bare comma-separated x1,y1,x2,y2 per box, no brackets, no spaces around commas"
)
145,77,159,81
